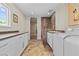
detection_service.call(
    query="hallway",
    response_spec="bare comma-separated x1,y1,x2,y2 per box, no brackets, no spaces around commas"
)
1,3,79,56
22,40,53,56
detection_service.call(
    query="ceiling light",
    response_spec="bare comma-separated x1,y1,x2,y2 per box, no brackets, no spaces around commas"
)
48,12,49,15
48,9,53,15
48,9,53,12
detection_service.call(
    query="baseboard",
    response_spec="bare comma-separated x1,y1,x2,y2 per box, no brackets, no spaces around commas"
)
18,43,29,56
18,47,26,56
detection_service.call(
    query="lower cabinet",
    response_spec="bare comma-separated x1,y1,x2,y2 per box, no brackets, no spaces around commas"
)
47,32,54,49
23,33,29,48
0,39,10,56
8,35,24,56
0,33,29,56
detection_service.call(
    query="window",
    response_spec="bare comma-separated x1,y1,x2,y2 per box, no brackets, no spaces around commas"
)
0,4,9,27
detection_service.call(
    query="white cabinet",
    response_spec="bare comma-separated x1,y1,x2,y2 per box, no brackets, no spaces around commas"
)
47,32,54,49
0,39,10,56
7,35,25,56
53,34,64,56
23,33,29,48
7,37,20,56
0,33,29,56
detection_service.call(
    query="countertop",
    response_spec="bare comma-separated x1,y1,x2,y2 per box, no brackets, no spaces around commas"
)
47,31,56,33
47,30,65,33
0,32,28,40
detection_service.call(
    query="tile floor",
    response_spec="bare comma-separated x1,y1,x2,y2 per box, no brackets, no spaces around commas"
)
22,40,53,56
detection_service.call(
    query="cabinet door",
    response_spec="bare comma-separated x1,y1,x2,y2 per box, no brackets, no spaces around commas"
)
7,35,25,56
0,38,11,56
0,33,29,56
18,35,25,49
0,48,9,56
23,33,29,48
0,45,10,56
7,37,20,56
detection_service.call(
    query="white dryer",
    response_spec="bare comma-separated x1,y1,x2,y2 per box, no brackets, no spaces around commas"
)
53,32,67,56
53,28,79,56
64,35,79,56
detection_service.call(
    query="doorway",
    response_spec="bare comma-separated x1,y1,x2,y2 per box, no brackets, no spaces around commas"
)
41,12,56,47
41,17,50,46
30,17,37,40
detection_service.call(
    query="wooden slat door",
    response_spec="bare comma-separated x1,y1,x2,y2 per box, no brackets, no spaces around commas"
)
41,18,47,46
51,13,55,31
30,17,37,40
41,14,55,47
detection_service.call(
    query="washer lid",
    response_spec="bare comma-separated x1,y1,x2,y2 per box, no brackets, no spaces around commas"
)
64,36,79,45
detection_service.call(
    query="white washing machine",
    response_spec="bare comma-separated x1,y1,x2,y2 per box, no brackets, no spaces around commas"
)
64,35,79,56
53,28,79,56
53,32,68,56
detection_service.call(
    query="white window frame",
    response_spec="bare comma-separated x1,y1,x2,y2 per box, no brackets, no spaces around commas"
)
0,3,11,27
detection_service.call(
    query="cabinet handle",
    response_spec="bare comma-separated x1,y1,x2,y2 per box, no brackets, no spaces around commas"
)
0,43,8,48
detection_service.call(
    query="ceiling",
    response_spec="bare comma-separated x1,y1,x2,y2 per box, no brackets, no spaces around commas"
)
15,3,59,17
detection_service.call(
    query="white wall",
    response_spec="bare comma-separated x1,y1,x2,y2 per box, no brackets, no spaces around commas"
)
0,3,27,33
26,17,30,40
37,17,41,40
69,4,79,29
55,3,79,30
55,4,68,30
